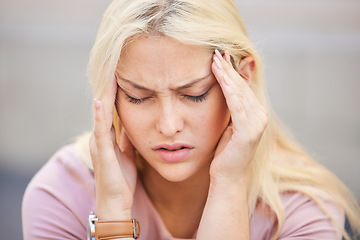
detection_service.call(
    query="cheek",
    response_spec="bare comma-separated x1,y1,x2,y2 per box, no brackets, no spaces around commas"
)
116,98,145,141
209,89,230,126
195,92,230,141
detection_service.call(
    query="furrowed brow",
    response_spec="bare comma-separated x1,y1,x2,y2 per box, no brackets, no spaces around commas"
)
116,74,151,91
115,73,212,92
176,73,212,90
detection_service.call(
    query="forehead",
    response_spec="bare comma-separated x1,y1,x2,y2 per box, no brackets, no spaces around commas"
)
117,36,213,88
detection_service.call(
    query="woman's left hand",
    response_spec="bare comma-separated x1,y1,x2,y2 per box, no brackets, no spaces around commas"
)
210,49,268,186
197,50,267,240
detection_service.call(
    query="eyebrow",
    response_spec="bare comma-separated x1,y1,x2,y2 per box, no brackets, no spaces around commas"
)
115,73,212,92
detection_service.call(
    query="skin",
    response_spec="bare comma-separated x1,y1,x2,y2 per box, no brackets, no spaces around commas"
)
90,36,268,239
116,36,230,182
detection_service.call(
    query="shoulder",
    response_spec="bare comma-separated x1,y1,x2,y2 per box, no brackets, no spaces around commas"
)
22,144,95,239
250,192,345,240
279,192,344,239
24,144,95,199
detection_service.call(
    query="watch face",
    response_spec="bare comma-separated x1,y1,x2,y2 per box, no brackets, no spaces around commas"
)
87,212,97,240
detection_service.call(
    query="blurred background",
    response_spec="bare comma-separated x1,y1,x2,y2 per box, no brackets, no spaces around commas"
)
1,0,359,239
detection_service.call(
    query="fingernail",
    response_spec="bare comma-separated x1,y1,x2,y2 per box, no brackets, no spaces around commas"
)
93,98,101,110
215,49,223,59
214,55,223,70
225,52,231,63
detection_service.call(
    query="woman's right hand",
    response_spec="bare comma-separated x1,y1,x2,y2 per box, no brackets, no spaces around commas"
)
89,75,137,221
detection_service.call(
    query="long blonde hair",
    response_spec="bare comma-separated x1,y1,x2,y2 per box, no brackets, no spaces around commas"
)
76,0,360,238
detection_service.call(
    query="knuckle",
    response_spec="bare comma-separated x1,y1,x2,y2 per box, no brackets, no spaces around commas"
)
234,104,244,114
263,116,268,128
93,127,105,139
223,60,233,72
89,139,97,156
89,145,96,159
261,110,269,127
248,132,258,145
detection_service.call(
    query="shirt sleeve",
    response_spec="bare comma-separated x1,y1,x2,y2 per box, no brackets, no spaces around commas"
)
22,145,96,240
278,192,345,240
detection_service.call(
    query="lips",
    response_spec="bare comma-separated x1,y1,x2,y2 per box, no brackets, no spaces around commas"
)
161,146,185,151
153,144,193,163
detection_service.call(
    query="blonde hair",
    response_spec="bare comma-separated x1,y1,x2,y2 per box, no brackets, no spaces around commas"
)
76,0,360,238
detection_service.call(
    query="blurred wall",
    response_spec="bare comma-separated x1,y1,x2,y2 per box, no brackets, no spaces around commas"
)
0,0,359,239
237,0,360,198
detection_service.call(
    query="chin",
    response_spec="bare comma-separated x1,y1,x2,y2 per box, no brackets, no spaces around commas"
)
158,160,211,184
161,172,194,183
139,151,212,183
159,165,198,183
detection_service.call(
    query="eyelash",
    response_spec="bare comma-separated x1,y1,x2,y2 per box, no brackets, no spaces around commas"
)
126,95,150,105
182,91,209,103
125,90,210,104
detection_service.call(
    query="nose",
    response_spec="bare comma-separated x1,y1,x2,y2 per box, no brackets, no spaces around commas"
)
155,100,184,137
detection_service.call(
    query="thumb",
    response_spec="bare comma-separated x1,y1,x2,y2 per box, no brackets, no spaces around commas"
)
119,128,135,154
214,124,233,158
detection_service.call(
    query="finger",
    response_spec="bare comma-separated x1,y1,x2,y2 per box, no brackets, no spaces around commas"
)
222,74,253,130
225,72,265,131
221,66,267,137
93,98,113,149
119,128,135,154
217,50,248,90
100,75,117,129
118,128,136,169
212,54,249,125
213,51,261,124
110,125,117,147
214,125,233,158
212,69,251,137
224,51,231,64
213,50,245,101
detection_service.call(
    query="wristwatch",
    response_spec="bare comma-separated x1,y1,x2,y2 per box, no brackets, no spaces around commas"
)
87,212,140,240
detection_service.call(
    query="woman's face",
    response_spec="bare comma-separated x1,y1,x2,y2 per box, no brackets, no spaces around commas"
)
116,36,230,182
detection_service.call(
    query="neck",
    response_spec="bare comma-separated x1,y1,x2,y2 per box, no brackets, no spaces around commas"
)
139,161,210,238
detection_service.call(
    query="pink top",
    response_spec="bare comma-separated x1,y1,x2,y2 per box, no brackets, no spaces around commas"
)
22,145,345,239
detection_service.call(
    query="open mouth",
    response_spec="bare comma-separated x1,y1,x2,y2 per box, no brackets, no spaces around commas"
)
153,144,193,162
161,147,186,151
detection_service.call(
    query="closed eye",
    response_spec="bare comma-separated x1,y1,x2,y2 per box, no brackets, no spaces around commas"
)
182,83,215,103
125,94,151,104
182,91,209,103
120,83,215,104
117,83,151,104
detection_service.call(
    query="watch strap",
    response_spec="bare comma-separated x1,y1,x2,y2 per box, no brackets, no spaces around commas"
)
95,219,140,240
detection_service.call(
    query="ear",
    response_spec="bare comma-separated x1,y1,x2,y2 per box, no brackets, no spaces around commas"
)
237,56,255,85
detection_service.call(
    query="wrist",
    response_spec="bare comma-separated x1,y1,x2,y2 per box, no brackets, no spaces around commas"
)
208,176,248,200
87,212,140,240
210,172,248,189
197,177,249,240
96,195,133,221
209,160,251,189
96,207,132,221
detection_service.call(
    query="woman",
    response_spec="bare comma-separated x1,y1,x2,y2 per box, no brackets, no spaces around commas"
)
22,0,360,239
